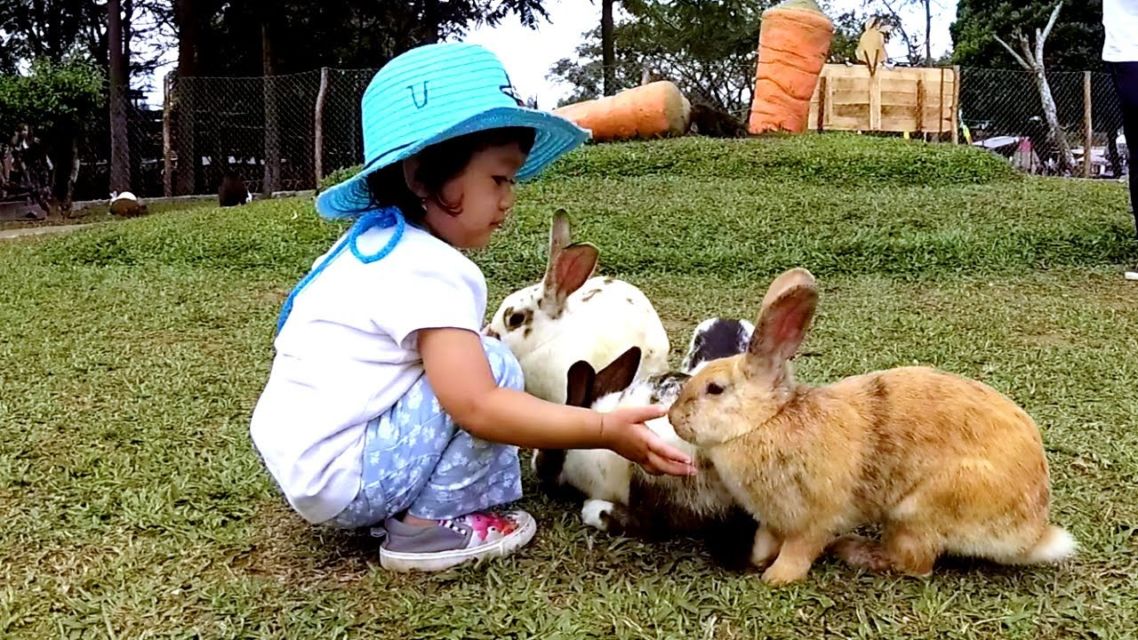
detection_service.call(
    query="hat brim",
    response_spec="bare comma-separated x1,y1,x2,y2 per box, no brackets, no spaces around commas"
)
316,106,590,219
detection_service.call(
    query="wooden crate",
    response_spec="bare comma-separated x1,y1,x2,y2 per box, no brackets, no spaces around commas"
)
808,64,960,141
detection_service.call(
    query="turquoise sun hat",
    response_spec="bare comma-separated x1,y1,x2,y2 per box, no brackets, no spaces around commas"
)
276,42,589,336
315,41,591,219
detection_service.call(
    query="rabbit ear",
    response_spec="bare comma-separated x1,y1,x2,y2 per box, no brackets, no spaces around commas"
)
541,242,599,316
746,268,818,379
545,209,572,281
566,360,597,408
592,347,642,400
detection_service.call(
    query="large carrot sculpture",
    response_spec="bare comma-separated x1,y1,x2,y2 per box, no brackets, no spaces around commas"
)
747,0,834,135
553,80,692,143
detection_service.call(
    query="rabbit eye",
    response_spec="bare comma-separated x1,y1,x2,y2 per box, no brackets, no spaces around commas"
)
507,312,526,328
706,382,724,396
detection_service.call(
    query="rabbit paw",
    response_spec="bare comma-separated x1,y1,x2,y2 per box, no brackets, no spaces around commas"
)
581,499,614,531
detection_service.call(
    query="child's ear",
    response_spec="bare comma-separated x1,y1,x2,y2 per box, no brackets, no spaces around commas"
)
402,157,428,198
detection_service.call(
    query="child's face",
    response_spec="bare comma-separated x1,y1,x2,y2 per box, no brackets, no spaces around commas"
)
422,142,528,249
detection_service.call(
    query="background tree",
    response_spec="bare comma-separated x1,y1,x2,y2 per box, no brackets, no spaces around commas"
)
108,0,131,193
0,60,103,216
549,0,770,118
992,1,1073,173
951,0,1104,71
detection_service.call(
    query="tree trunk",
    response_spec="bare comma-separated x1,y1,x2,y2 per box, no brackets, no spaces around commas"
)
173,0,197,195
1033,69,1074,174
423,0,440,43
66,138,79,211
13,127,60,219
50,130,78,216
163,72,174,196
601,0,615,96
993,3,1072,174
314,67,329,189
924,0,932,65
261,20,281,195
108,0,131,193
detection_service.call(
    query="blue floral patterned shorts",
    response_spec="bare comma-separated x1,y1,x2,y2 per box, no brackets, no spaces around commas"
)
327,336,525,528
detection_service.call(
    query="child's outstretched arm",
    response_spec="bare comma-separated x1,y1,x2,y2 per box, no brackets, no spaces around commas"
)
419,327,696,477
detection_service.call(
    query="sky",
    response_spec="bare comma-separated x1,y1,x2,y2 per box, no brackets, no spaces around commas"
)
142,0,959,110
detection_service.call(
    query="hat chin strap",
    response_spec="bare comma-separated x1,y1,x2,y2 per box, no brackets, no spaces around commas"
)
274,205,406,336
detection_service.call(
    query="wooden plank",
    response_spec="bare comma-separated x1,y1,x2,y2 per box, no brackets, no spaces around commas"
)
915,78,924,134
938,67,945,138
951,65,961,144
314,66,329,189
1084,70,1093,178
806,64,961,134
162,72,174,198
816,75,827,132
869,71,881,130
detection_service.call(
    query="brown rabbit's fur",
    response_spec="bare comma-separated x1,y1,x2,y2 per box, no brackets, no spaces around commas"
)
668,268,1075,586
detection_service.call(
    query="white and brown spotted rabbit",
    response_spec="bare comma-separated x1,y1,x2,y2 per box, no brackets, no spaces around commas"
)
533,345,757,570
485,209,670,404
668,267,1076,586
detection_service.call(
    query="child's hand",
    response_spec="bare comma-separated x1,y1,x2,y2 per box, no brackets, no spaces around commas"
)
600,406,698,477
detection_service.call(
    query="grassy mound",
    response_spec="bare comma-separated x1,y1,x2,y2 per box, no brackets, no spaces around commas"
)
321,133,1019,191
38,135,1134,283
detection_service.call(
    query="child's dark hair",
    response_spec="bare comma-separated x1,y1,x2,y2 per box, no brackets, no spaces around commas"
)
367,126,537,223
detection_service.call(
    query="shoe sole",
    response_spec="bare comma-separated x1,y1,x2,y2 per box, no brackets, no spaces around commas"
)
379,513,537,572
1125,271,1138,281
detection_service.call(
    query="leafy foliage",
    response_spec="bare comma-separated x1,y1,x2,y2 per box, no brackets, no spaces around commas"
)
950,0,1106,71
548,0,771,116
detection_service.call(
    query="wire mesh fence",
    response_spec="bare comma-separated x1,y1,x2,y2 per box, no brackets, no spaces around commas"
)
959,68,1127,178
47,64,1129,205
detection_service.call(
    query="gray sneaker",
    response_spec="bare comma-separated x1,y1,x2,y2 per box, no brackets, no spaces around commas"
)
1125,270,1138,281
379,509,537,572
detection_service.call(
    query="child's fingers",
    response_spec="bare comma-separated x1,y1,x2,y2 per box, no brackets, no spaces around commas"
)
646,437,695,469
645,450,696,477
625,405,668,423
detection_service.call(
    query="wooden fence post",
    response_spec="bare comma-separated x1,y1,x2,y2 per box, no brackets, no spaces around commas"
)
1084,70,1093,178
951,65,961,144
314,66,330,191
868,70,882,131
916,78,925,136
816,75,827,132
162,72,174,197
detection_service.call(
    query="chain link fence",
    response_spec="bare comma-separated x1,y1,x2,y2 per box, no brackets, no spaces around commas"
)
52,65,1128,204
959,68,1127,178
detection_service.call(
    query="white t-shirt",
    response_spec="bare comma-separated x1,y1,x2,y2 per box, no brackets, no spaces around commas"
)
1103,0,1138,62
249,223,487,524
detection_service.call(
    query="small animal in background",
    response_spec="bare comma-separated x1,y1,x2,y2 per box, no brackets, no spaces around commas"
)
687,103,748,139
485,209,671,404
669,267,1076,586
855,16,893,77
533,338,758,570
680,317,755,374
108,191,147,217
218,171,253,207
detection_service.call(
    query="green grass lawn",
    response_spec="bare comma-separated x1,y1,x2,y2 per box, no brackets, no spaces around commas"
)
2,134,1137,638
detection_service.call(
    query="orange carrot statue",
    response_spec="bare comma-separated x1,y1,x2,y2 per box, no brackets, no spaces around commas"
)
747,0,834,135
553,80,692,143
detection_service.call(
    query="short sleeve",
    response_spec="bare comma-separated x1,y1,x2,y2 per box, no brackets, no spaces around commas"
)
380,258,487,351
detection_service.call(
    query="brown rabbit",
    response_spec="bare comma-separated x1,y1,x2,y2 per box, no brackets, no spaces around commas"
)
668,267,1076,586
